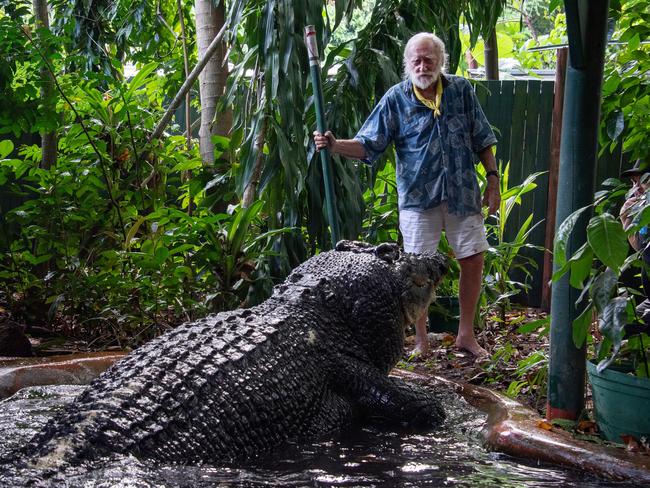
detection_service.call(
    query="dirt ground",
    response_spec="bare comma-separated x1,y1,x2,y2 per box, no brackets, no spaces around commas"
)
403,308,550,414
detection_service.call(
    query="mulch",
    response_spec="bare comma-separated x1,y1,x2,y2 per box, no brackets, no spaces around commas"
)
402,308,550,414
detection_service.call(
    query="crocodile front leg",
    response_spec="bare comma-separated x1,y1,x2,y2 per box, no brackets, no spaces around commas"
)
335,359,445,429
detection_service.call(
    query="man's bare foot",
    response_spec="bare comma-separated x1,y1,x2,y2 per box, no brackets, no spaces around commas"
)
455,336,488,359
410,341,431,358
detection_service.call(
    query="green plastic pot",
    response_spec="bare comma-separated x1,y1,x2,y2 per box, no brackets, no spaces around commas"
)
586,359,650,442
428,296,459,334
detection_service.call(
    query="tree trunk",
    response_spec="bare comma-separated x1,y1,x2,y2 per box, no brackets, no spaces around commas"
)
484,29,499,80
195,0,230,165
32,0,57,168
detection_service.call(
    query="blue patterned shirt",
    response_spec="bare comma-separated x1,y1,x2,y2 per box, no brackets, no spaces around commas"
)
354,75,497,216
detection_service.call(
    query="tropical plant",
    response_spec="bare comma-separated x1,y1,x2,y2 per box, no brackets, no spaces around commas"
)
478,162,546,323
552,176,650,377
599,0,650,162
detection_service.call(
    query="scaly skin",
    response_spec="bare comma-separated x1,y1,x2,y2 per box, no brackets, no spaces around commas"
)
21,241,448,469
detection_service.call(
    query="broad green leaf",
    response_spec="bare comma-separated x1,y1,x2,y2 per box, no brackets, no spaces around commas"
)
553,205,591,273
596,296,628,372
586,214,628,271
590,268,617,313
606,111,625,141
569,245,593,289
125,62,158,102
154,246,170,265
516,317,550,334
0,140,13,158
171,159,202,172
572,305,593,349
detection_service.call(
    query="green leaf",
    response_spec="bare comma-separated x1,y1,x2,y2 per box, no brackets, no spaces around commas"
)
228,200,264,256
606,111,625,141
596,296,628,372
125,62,158,102
572,305,593,349
154,246,170,265
590,268,618,313
124,216,146,251
516,317,550,334
586,214,628,272
0,140,13,159
569,245,593,289
553,205,592,273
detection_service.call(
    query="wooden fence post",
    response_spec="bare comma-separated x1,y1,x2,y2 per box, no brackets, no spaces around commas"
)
541,47,568,311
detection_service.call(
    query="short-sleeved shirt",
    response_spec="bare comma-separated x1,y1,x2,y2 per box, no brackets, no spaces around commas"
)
354,75,497,216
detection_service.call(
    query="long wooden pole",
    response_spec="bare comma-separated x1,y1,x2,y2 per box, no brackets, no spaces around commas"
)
541,47,568,311
304,25,340,248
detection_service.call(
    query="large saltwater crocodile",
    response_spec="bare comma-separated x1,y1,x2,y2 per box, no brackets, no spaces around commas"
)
19,241,447,469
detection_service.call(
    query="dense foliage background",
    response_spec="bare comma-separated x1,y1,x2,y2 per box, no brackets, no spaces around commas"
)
0,0,647,356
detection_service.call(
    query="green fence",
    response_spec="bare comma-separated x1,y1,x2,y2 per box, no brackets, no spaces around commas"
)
474,79,629,308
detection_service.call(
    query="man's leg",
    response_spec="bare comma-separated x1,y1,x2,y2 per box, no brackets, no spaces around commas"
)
412,312,429,356
456,252,488,357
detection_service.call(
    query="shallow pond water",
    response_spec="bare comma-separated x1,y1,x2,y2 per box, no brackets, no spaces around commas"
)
0,383,635,487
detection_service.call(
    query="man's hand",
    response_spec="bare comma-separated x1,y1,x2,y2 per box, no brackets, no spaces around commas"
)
313,131,336,152
483,178,501,216
312,132,367,160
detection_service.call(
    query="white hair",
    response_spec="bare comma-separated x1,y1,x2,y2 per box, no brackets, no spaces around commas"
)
402,33,447,81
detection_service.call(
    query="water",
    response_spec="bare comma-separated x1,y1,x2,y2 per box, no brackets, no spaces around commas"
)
0,383,634,487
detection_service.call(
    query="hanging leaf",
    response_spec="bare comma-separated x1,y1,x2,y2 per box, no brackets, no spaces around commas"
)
606,111,625,141
553,205,592,274
597,296,629,372
571,305,593,349
590,267,618,313
586,214,628,272
569,244,594,289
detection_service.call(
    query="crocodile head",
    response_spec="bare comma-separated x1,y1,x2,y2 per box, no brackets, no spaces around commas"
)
394,250,449,325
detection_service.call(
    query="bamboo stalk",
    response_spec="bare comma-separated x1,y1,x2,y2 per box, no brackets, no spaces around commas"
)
304,25,340,248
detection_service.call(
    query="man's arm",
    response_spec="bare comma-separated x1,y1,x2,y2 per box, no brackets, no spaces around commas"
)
479,146,500,216
313,131,367,160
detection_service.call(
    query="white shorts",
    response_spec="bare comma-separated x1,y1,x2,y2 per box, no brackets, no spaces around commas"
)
399,203,489,259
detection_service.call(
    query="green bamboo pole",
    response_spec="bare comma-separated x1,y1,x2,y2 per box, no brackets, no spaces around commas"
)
304,25,340,249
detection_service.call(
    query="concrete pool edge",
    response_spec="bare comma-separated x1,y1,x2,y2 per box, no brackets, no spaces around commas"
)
394,369,650,483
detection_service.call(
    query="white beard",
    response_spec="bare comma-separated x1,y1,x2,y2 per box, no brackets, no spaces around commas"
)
409,68,440,90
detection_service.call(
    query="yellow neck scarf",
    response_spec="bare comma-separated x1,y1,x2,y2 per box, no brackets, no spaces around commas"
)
414,77,443,117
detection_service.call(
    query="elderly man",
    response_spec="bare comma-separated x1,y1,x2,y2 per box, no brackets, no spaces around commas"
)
314,32,500,358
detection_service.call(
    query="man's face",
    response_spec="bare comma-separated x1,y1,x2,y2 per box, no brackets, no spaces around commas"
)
406,40,441,90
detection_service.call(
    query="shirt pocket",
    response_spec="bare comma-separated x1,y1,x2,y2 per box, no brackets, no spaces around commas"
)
399,107,429,138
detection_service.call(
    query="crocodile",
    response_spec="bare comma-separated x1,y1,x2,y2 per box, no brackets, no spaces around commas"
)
19,241,448,470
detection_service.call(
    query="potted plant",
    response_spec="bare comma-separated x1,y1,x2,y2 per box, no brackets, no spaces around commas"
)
553,174,650,443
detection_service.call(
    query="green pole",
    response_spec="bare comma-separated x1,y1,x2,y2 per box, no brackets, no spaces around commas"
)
305,25,340,249
547,0,609,421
